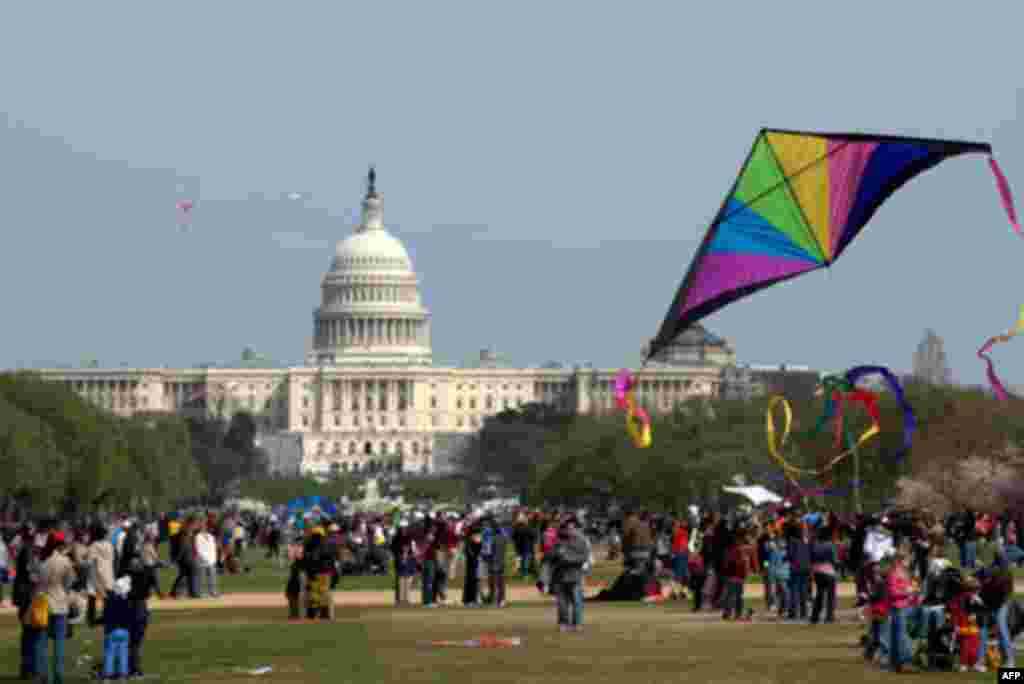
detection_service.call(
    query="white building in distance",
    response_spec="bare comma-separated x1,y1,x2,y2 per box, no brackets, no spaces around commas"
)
24,169,739,477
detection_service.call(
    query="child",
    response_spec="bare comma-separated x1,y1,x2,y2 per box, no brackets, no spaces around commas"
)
395,543,416,606
767,537,790,617
958,613,981,672
102,577,134,681
863,561,887,662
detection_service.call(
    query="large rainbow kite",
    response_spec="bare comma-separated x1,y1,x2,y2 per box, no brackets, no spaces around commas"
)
646,128,1019,361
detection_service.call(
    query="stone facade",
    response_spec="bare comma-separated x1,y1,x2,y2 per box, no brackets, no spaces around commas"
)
26,170,738,477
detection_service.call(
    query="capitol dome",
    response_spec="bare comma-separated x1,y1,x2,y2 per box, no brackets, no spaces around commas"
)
331,228,413,273
310,168,432,367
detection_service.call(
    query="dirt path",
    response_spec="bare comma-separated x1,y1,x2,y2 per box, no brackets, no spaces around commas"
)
0,583,861,613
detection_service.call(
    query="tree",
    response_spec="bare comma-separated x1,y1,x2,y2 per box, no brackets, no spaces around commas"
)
459,402,575,498
0,371,208,513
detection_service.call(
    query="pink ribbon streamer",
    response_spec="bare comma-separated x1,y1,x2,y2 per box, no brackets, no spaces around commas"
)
989,157,1021,237
977,305,1024,401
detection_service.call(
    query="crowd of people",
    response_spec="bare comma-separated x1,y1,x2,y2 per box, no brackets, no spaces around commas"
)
2,503,1022,679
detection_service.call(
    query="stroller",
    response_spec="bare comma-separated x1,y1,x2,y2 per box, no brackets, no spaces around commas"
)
911,566,968,671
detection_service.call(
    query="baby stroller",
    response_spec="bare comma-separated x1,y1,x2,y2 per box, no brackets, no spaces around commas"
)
911,566,968,671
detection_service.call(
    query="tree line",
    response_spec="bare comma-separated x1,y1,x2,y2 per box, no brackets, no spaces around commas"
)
0,371,269,514
459,382,1024,514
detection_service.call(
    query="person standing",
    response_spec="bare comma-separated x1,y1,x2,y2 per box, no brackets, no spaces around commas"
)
13,524,43,680
194,525,219,598
809,526,838,624
978,553,1017,670
550,519,588,632
85,523,115,626
785,522,811,621
885,552,914,673
462,525,483,607
125,557,158,679
101,577,133,680
669,518,690,601
486,518,509,607
169,524,198,599
40,532,77,684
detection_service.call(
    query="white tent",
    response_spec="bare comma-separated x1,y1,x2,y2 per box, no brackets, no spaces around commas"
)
722,485,783,506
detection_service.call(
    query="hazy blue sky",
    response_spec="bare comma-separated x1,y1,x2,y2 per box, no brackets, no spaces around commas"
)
2,3,1022,384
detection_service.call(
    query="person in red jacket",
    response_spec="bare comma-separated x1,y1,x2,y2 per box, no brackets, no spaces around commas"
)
669,519,689,601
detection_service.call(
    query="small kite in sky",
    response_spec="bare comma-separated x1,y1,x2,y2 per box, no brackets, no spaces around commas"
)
176,199,194,229
287,192,303,201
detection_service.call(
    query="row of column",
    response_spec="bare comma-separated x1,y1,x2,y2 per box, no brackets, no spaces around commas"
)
317,317,424,347
321,378,415,412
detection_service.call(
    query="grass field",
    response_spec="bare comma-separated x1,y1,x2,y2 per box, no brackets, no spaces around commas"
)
1,599,1005,683
4,542,1019,681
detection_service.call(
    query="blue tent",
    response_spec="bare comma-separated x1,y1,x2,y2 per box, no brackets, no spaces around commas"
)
286,496,337,516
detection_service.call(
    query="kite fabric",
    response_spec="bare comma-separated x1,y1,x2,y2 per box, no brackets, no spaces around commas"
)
647,129,1016,362
978,305,1024,400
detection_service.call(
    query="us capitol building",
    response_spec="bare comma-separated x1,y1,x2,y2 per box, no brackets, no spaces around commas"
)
31,170,745,476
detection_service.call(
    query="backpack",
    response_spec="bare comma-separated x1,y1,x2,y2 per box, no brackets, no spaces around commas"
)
24,593,49,629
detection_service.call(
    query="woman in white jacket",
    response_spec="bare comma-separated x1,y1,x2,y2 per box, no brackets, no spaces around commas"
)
195,526,219,598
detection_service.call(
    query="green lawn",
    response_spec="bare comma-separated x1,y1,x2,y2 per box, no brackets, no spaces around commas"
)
2,599,1007,683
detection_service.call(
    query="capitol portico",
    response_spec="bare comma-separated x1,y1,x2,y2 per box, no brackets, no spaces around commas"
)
28,169,744,477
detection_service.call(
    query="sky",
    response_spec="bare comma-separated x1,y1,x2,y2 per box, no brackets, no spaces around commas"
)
1,2,1022,385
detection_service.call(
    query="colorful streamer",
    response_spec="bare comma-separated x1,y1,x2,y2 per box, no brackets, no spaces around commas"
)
977,305,1024,400
766,395,868,480
614,369,652,448
843,365,916,459
989,157,1022,237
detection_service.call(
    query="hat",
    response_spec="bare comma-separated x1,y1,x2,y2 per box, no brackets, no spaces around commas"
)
112,576,132,598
